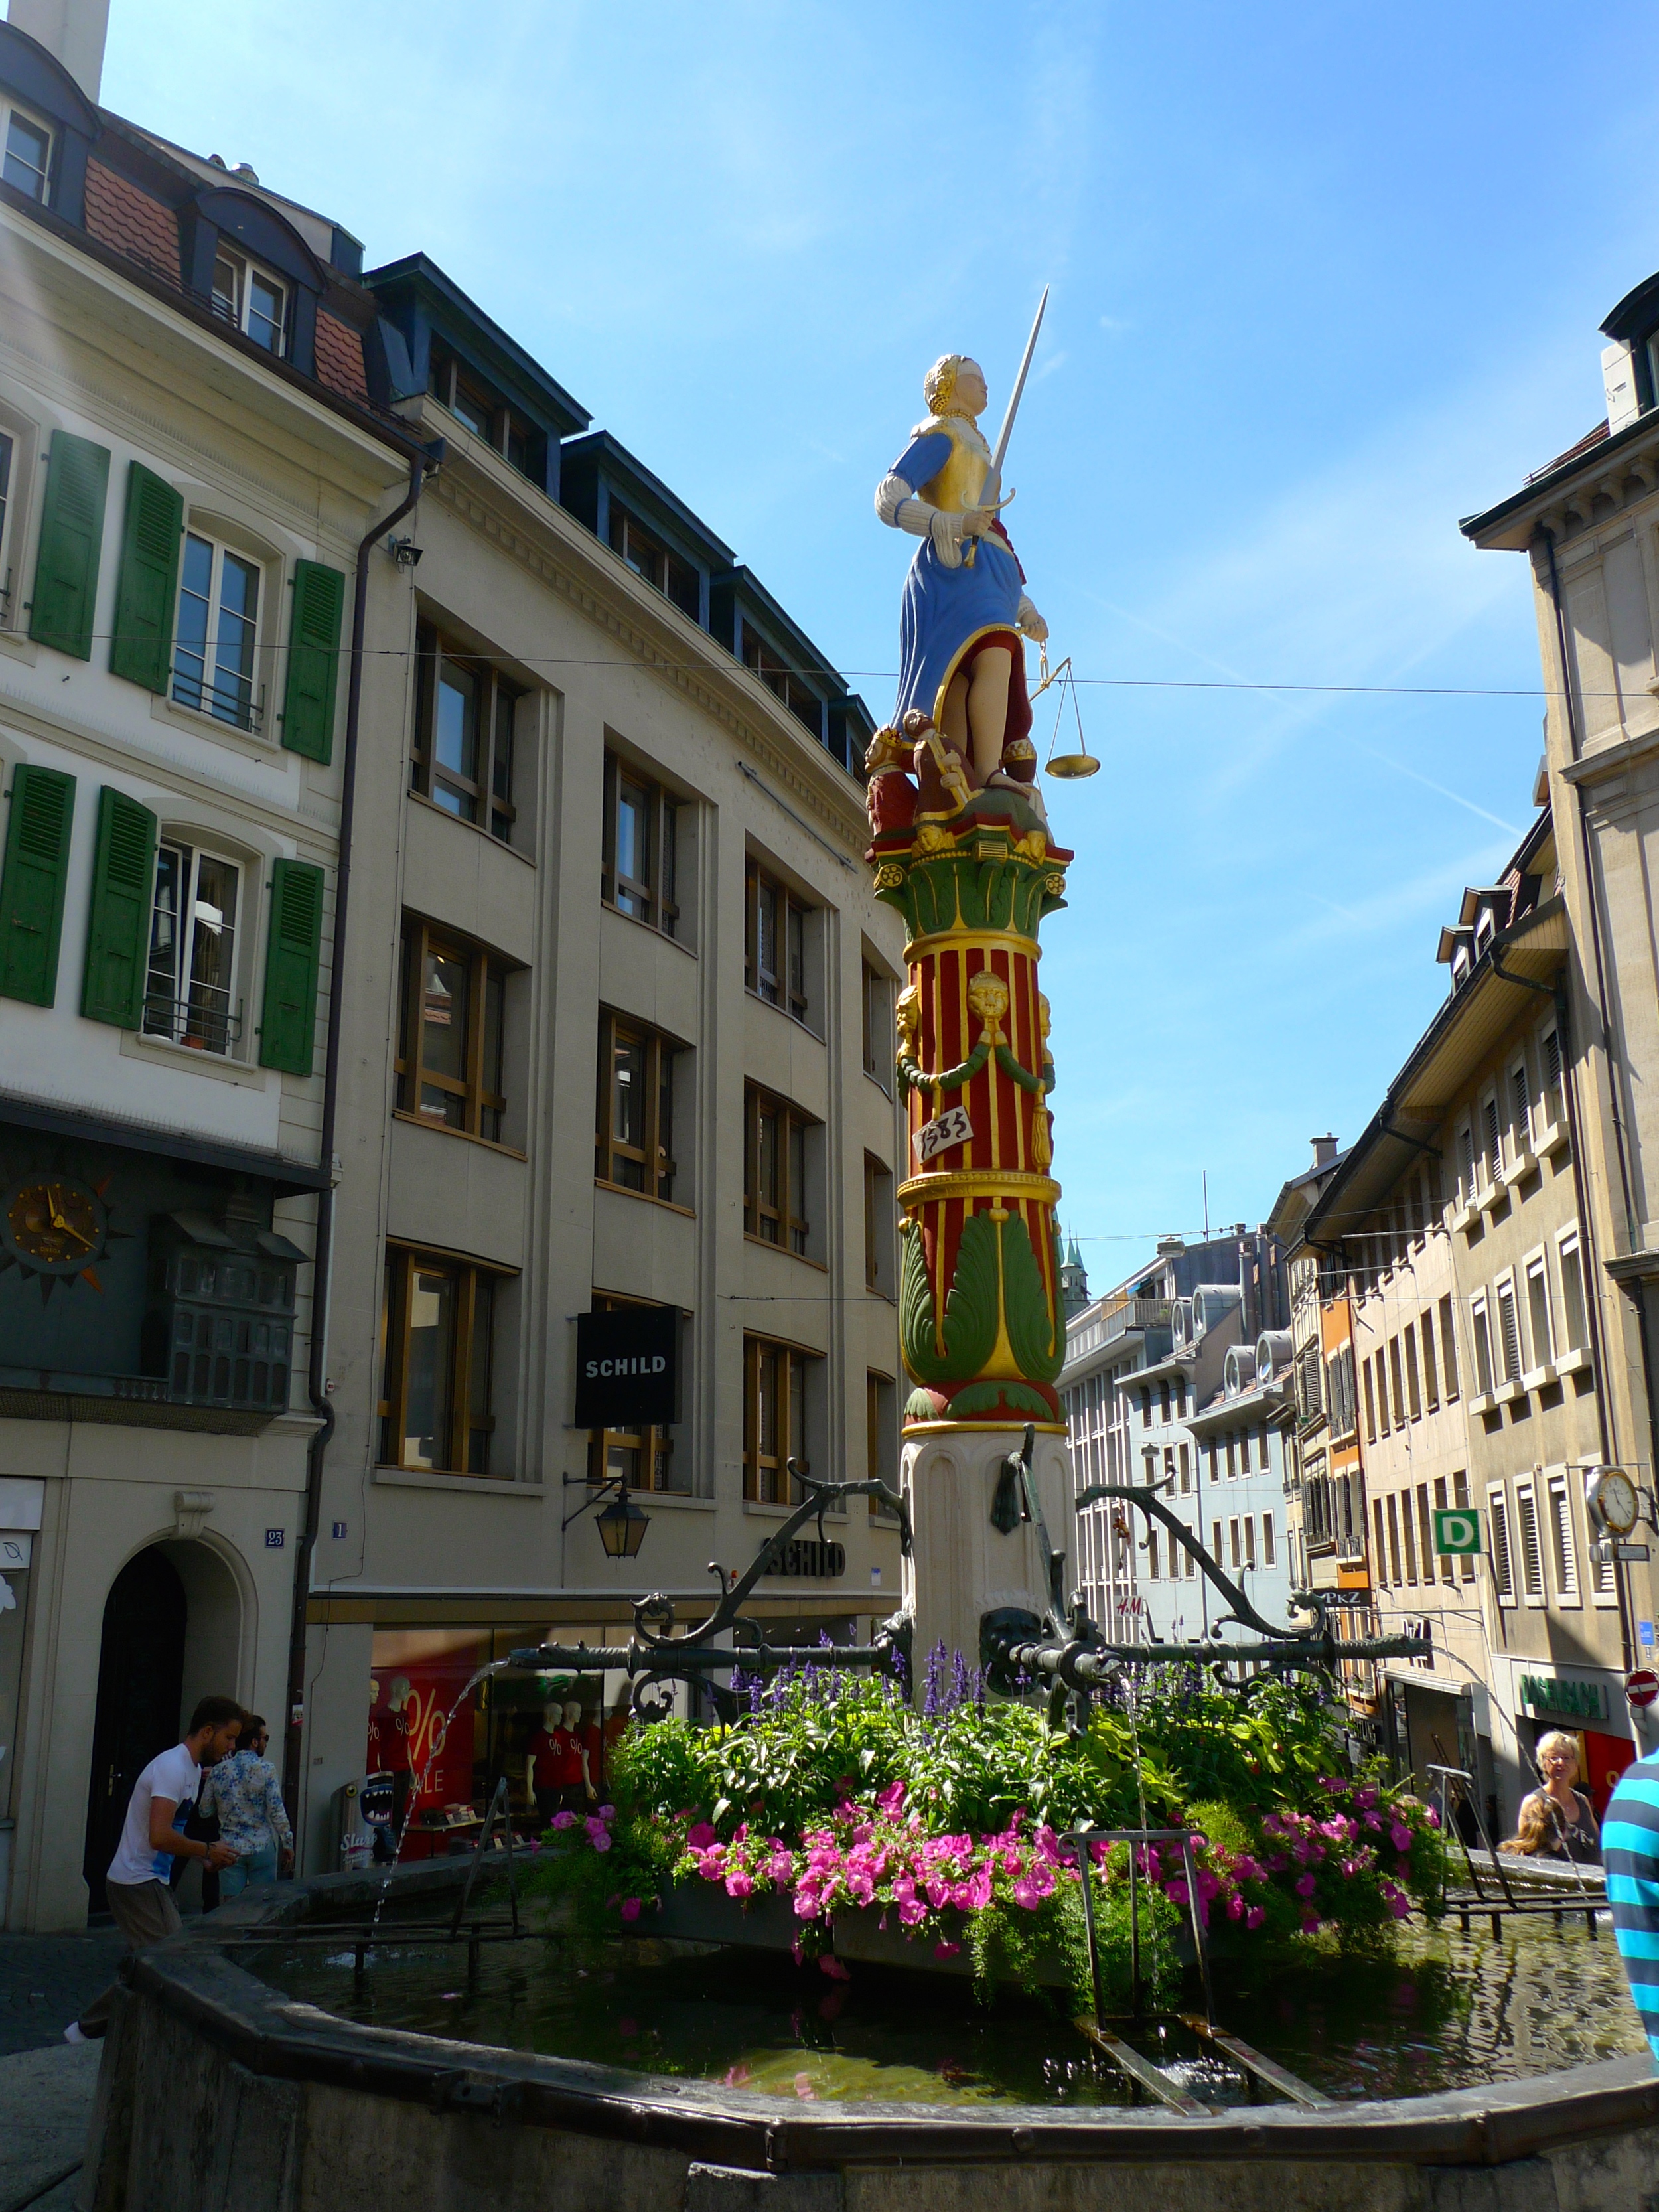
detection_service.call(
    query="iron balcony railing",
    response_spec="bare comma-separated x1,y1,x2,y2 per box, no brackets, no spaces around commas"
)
171,666,263,734
142,993,243,1056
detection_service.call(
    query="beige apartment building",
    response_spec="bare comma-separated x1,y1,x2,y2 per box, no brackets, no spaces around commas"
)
0,11,419,1926
1302,798,1631,1834
295,261,906,1868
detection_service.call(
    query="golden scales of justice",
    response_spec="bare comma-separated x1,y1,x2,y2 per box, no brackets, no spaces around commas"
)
1032,644,1099,779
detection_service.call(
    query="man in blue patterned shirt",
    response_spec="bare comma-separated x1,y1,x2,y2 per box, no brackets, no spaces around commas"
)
1605,1749,1659,2062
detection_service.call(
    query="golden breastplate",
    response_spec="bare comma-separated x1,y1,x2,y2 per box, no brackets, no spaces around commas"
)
918,422,990,516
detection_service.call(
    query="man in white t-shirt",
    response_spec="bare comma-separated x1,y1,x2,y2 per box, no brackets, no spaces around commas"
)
68,1694,244,2041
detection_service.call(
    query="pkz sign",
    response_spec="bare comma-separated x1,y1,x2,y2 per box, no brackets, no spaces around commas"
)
573,1305,678,1429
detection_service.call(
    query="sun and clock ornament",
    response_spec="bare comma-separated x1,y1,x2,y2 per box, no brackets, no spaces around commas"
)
0,1157,122,1300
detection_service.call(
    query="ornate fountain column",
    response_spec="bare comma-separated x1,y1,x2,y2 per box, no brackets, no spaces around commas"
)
869,788,1076,1668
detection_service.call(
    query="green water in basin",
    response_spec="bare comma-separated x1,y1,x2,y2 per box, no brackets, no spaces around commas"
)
257,1913,1648,2109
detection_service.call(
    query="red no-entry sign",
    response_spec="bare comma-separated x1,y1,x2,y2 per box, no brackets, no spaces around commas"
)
1626,1669,1659,1709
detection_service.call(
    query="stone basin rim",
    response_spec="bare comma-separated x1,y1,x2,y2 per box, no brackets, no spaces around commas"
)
137,1858,1659,2175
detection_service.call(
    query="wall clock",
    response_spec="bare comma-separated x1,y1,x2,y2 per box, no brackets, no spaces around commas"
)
0,1172,115,1299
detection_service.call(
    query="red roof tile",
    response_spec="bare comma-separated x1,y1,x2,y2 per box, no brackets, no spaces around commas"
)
84,159,179,286
314,310,368,403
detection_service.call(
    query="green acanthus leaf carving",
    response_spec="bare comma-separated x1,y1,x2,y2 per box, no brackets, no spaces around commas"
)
1000,1212,1064,1383
899,1210,1001,1386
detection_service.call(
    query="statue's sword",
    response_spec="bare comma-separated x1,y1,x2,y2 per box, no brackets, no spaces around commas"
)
964,283,1049,568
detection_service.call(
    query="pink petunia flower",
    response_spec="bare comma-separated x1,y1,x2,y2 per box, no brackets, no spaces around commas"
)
1295,1873,1317,1899
726,1872,754,1899
934,1940,962,1959
877,1779,906,1816
1245,1906,1265,1931
552,1810,577,1830
687,1821,717,1850
619,1897,642,1923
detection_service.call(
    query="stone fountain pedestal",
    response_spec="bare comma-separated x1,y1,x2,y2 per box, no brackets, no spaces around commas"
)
901,1422,1074,1670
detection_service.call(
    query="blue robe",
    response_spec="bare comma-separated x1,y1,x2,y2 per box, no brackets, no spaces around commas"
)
889,431,1025,729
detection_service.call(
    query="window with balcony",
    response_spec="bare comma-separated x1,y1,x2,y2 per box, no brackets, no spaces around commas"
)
210,250,287,354
173,533,261,731
396,919,508,1142
1373,1499,1388,1585
1480,1092,1502,1189
1,102,51,202
601,753,680,936
609,503,700,620
379,1245,504,1475
411,623,524,844
1404,1327,1421,1420
744,1334,814,1503
1262,1511,1275,1566
595,1011,678,1201
1362,1357,1376,1443
745,859,810,1023
745,1085,812,1253
1421,1309,1439,1410
143,842,242,1055
587,1291,684,1493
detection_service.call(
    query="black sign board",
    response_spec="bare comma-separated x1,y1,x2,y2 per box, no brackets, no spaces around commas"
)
573,1304,678,1429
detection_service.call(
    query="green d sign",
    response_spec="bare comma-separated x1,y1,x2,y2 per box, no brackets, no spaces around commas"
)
1434,1509,1482,1556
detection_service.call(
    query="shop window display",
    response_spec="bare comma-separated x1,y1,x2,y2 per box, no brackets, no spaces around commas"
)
364,1629,618,1859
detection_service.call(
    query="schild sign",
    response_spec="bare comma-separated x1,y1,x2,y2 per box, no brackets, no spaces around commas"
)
916,1105,972,1165
1626,1668,1659,1711
1433,1509,1482,1556
573,1304,678,1429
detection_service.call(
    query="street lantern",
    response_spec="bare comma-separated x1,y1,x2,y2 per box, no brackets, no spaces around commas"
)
595,1484,650,1559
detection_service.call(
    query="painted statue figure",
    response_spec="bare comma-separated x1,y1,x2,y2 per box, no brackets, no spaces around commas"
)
874,353,1050,818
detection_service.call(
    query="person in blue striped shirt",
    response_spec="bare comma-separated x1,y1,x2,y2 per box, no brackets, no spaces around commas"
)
1605,1749,1659,2063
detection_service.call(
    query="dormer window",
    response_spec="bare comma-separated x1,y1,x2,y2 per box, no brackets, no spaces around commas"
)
211,249,287,354
427,342,536,479
2,102,51,202
1451,946,1471,989
609,504,699,620
744,634,822,735
1473,907,1495,955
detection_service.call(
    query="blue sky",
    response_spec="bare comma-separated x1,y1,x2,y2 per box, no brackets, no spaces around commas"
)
103,1,1659,1290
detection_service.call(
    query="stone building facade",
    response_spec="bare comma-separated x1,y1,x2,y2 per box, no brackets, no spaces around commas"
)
0,5,905,1913
0,11,417,1924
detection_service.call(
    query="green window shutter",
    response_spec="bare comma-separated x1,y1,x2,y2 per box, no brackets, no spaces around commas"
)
28,433,110,660
259,857,325,1074
109,461,184,693
0,765,76,1006
81,787,157,1028
280,561,346,764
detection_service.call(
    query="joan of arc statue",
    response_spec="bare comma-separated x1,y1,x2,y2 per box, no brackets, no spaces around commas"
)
874,352,1048,807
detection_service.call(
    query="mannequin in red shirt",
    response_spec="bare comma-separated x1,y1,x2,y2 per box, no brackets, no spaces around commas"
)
526,1699,593,1823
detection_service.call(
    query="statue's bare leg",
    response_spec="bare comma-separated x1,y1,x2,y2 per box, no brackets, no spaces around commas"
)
966,647,1012,788
942,669,971,757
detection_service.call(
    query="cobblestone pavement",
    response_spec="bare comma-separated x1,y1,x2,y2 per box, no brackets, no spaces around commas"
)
0,1933,124,2058
0,2039,100,2211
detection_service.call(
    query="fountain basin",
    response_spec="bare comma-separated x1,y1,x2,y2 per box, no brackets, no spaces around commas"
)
84,1859,1659,2212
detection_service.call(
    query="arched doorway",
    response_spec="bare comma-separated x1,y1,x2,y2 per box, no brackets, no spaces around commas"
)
82,1549,186,1912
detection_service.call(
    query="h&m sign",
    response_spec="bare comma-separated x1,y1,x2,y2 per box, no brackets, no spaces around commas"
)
573,1305,678,1429
1518,1672,1607,1722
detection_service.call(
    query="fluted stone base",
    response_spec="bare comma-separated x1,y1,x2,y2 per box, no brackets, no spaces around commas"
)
899,1424,1074,1670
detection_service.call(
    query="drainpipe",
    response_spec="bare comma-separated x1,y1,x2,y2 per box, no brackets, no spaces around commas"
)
283,441,442,1830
